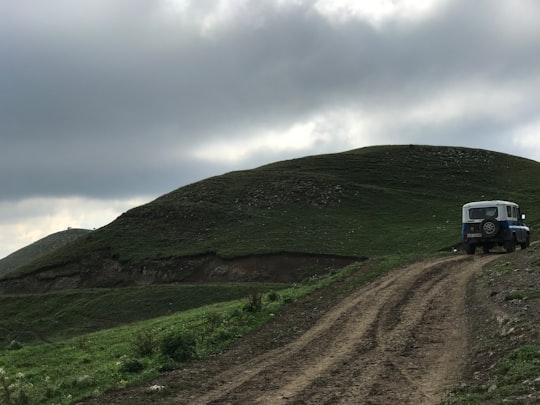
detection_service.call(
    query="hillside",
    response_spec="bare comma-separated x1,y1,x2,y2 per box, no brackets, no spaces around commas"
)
0,228,91,277
2,145,540,292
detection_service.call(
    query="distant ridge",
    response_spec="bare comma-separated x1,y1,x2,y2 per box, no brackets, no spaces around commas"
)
0,228,91,276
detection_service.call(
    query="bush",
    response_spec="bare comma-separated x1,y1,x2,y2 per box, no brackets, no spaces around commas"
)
0,368,31,405
243,288,263,313
119,359,144,373
266,290,281,302
160,332,198,362
132,329,157,357
205,312,225,334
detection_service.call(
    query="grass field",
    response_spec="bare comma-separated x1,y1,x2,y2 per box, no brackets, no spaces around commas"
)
0,283,288,348
0,258,400,404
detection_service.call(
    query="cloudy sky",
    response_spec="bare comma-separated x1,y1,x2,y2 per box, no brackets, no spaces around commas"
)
1,0,540,259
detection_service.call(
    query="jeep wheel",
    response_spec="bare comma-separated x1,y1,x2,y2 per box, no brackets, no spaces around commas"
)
464,243,476,255
481,219,500,238
504,238,516,253
520,236,530,250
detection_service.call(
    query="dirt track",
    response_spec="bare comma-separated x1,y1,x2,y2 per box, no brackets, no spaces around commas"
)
93,255,499,404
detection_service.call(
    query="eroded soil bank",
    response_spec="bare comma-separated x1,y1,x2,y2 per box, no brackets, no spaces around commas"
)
0,252,364,293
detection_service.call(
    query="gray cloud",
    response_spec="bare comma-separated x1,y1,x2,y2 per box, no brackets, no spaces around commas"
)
1,0,540,203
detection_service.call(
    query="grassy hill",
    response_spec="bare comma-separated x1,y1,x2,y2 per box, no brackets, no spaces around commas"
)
1,144,540,404
0,228,91,277
2,145,540,289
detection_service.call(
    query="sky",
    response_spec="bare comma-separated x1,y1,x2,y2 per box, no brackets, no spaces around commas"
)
2,0,540,259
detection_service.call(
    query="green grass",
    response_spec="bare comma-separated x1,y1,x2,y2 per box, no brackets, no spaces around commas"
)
0,256,416,404
446,244,540,404
6,145,540,283
0,259,389,404
0,229,90,277
0,283,287,348
2,144,540,403
504,289,540,301
448,345,540,404
1,299,273,404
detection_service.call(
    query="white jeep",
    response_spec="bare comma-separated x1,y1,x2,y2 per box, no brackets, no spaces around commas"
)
462,200,530,254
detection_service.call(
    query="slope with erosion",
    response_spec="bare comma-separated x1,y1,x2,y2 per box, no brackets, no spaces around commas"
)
2,145,540,293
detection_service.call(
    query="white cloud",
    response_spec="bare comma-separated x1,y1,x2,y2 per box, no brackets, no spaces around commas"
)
0,197,147,259
161,0,189,14
201,0,253,36
387,83,526,128
511,121,540,162
193,120,323,163
192,110,371,164
313,0,448,26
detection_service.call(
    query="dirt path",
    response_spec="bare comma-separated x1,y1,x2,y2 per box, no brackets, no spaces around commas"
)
90,254,499,404
169,255,497,404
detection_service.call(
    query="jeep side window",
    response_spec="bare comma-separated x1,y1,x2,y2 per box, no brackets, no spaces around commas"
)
485,207,497,218
507,206,512,218
469,207,498,219
469,208,483,219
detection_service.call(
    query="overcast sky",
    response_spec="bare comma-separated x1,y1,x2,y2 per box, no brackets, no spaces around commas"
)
2,0,540,259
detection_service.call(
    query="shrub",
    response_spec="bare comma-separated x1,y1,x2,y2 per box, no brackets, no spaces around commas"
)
119,359,144,373
132,329,157,357
243,288,263,313
266,290,281,302
205,312,225,334
160,332,198,362
0,368,31,405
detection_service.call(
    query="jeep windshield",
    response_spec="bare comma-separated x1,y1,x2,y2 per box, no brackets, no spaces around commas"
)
469,207,498,219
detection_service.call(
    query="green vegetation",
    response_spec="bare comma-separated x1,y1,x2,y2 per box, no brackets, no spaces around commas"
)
5,145,540,282
1,145,540,403
0,229,90,277
446,243,540,404
0,283,287,348
448,345,540,404
504,289,540,301
0,259,385,404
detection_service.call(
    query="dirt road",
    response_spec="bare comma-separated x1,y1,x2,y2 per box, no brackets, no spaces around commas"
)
96,254,499,404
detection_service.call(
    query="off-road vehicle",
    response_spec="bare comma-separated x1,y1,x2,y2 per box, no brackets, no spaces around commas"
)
462,200,530,254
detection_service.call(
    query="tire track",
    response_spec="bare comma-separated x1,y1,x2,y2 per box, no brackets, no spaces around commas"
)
176,255,496,404
296,255,498,404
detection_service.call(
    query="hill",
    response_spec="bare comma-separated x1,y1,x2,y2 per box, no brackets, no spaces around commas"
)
0,228,91,277
1,144,540,292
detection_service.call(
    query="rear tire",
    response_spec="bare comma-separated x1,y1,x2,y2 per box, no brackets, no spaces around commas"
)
520,237,529,249
465,243,476,255
481,219,500,238
504,238,516,253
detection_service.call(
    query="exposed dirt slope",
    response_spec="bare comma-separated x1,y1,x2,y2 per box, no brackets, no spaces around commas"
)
88,254,499,404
